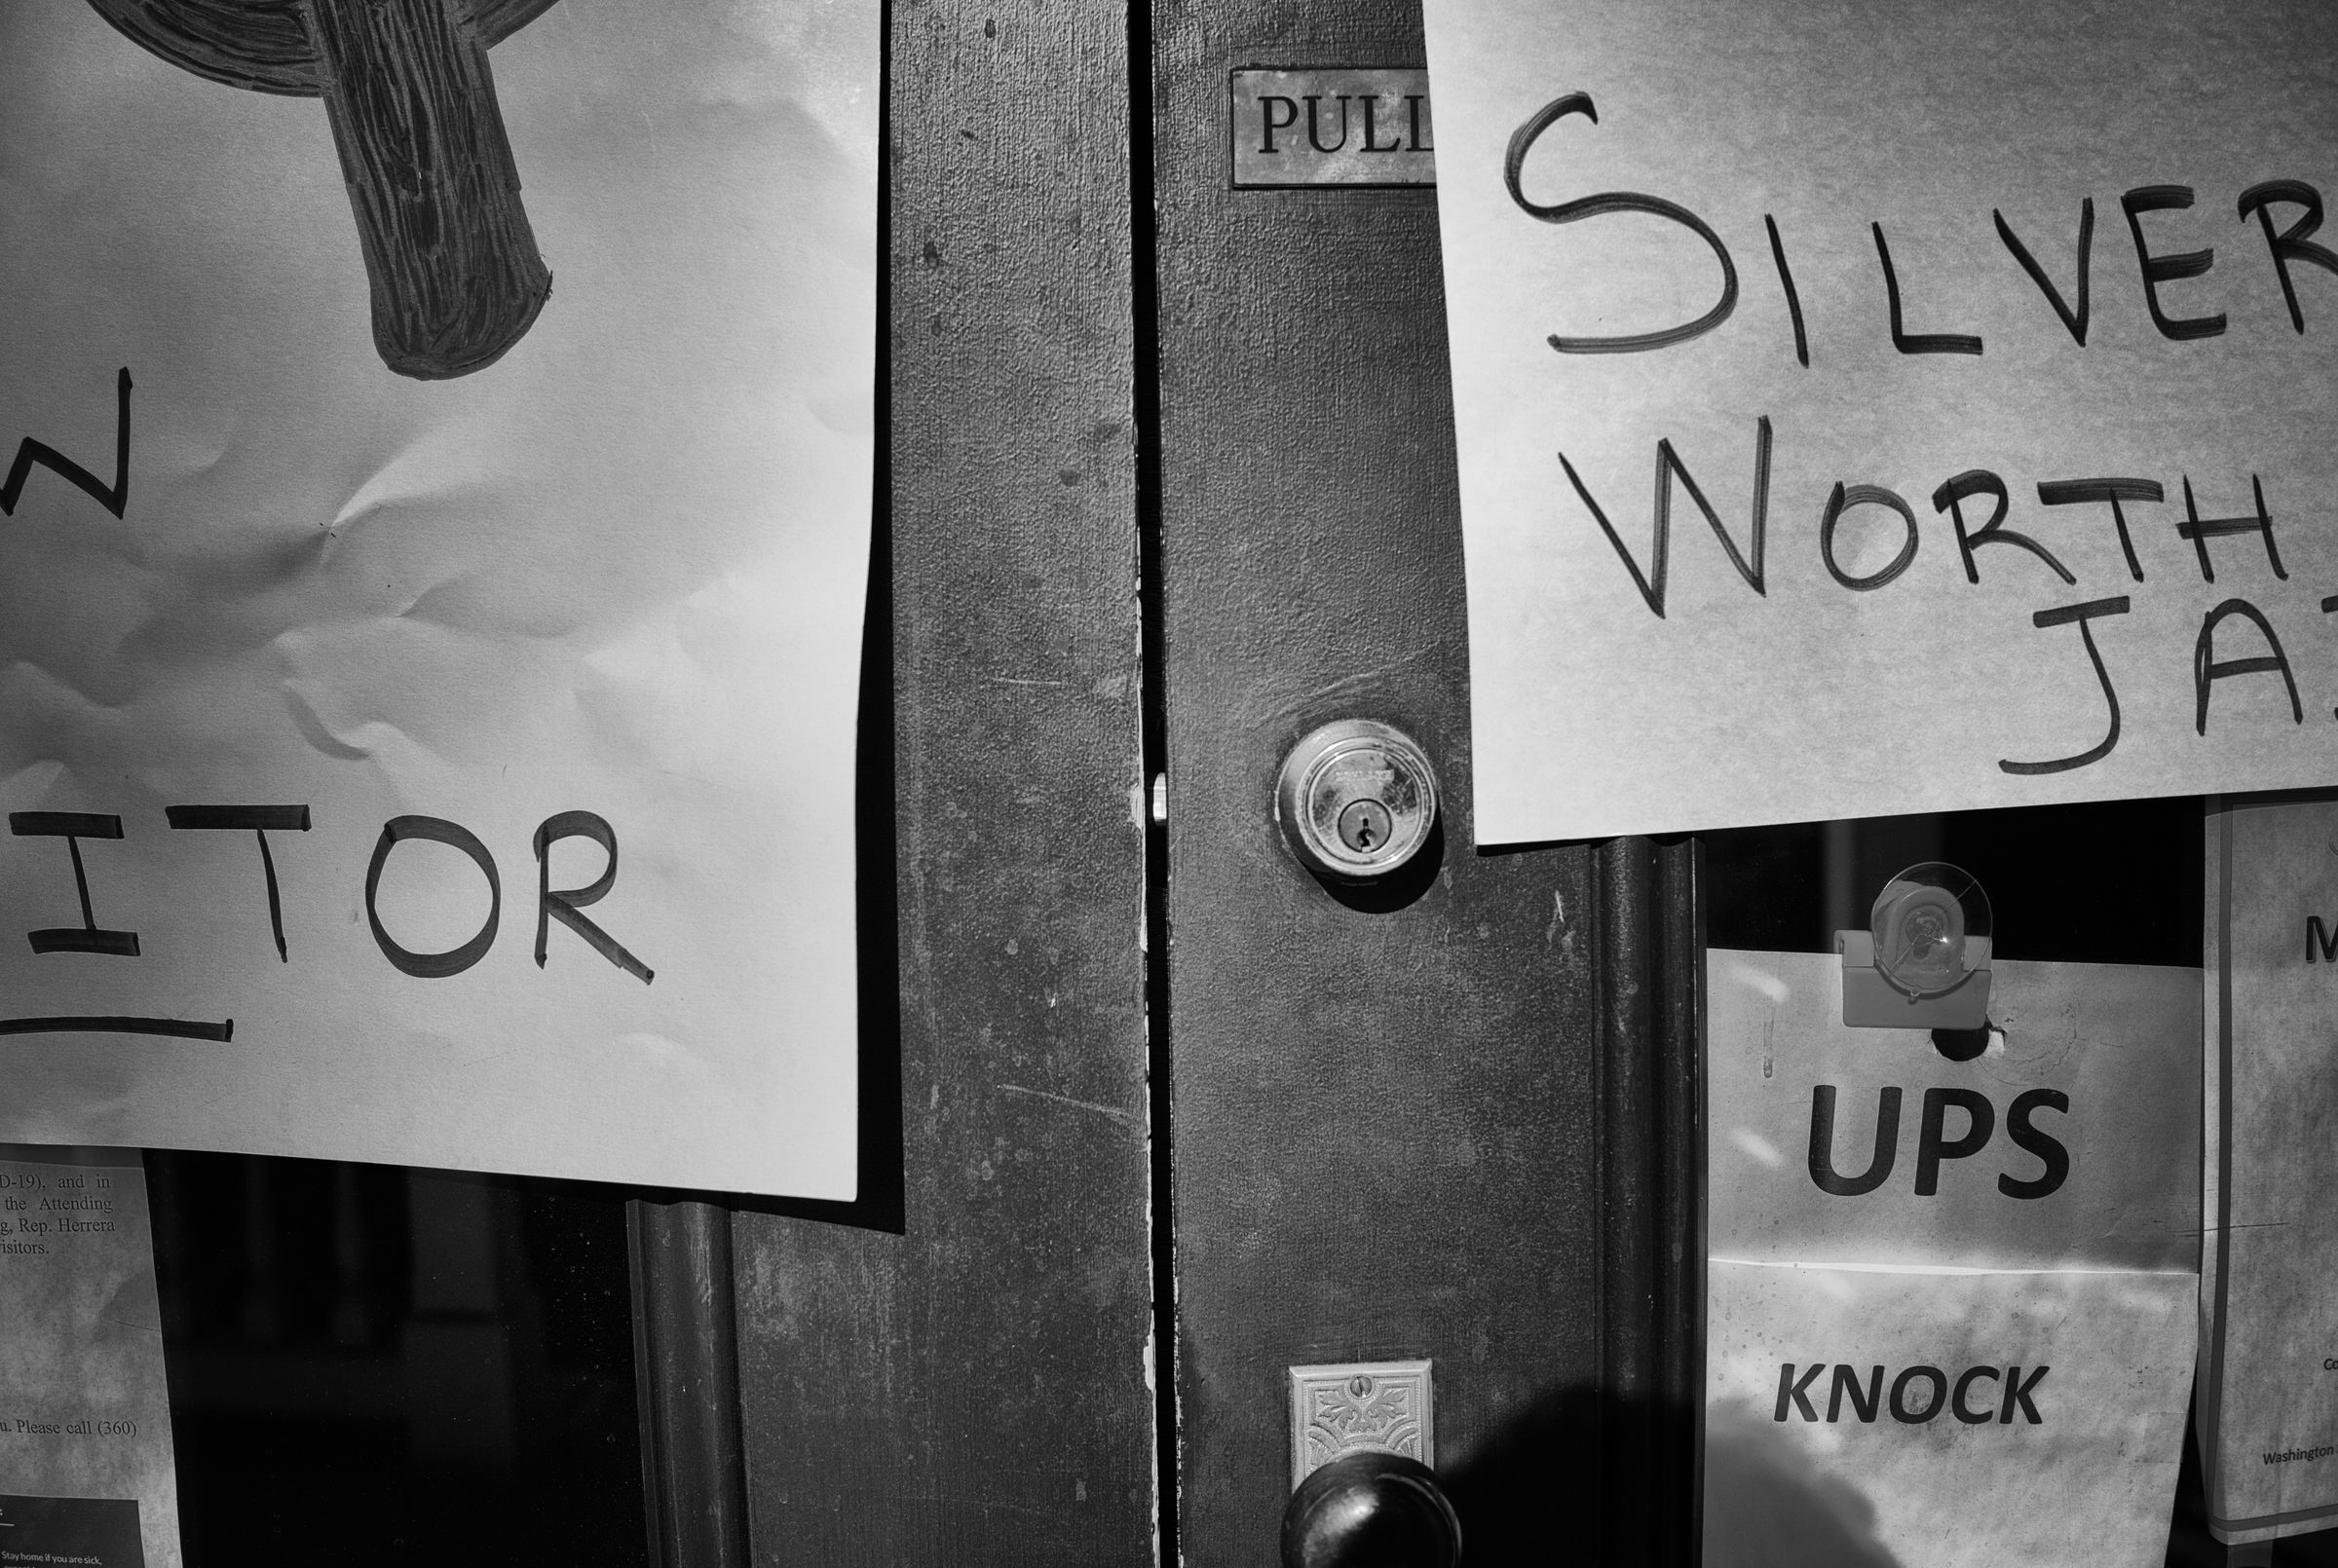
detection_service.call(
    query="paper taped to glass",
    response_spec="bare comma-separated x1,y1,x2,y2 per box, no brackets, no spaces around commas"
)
2201,796,2338,1545
0,2,877,1197
1705,951,2200,1568
0,1144,180,1568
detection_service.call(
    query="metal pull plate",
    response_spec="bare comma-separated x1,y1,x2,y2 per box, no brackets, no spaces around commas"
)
1289,1359,1435,1487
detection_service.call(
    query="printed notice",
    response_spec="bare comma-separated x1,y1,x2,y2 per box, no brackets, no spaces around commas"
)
0,1,878,1197
1423,0,2338,842
2200,796,2338,1545
0,1147,179,1568
1705,952,2199,1568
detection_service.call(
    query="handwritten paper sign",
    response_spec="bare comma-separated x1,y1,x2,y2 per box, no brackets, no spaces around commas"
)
1423,0,2338,842
0,1146,181,1568
2200,796,2338,1546
1705,952,2199,1568
0,1,877,1197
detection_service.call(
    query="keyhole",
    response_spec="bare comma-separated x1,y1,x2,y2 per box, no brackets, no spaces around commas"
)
1337,800,1393,854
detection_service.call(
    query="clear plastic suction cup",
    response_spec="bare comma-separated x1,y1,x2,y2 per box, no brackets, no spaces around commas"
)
1869,861,1990,1000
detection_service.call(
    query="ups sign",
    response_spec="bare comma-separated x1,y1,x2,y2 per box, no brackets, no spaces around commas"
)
1807,1085,2071,1200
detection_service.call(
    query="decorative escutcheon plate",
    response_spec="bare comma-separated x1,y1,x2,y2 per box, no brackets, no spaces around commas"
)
1287,1359,1434,1488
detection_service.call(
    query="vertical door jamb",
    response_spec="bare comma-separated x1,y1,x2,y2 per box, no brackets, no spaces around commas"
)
1591,837,1705,1564
630,1200,752,1568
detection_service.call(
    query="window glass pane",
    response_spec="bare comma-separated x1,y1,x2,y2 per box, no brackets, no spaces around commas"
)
147,1153,647,1568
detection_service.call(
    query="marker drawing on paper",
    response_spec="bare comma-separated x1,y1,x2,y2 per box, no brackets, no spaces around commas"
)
85,0,557,379
0,0,879,1197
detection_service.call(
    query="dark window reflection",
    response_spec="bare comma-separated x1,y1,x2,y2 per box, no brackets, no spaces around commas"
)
1703,795,2205,968
147,1153,646,1568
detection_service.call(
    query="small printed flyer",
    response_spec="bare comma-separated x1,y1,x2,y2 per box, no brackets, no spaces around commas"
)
2201,797,2338,1544
0,1146,179,1568
1702,952,2200,1568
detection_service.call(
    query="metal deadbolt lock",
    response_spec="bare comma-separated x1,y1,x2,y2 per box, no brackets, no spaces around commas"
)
1276,720,1439,881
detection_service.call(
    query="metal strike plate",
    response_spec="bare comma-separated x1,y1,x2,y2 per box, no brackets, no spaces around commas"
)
1275,720,1438,882
1289,1360,1434,1488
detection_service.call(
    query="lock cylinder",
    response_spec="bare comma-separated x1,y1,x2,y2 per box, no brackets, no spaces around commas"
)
1275,720,1439,882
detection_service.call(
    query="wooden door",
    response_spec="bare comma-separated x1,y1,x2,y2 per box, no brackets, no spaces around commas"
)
641,5,2259,1566
684,0,1162,1563
638,0,1703,1563
1147,2,1700,1565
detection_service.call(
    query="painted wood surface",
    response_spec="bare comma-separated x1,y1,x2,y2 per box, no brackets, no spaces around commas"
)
629,0,1703,1560
1149,5,1701,1566
722,0,1157,1561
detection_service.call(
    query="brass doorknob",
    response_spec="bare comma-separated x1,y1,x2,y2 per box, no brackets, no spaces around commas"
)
1281,1451,1463,1568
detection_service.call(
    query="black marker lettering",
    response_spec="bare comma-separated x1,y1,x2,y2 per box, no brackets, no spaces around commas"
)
2002,596,2131,776
1999,1088,2071,1199
1820,482,1919,591
534,811,654,985
1505,93,1738,353
1258,95,1298,155
1765,214,1810,367
1560,416,1771,617
9,812,137,956
1872,223,1983,355
1994,201,2093,346
1933,468,2074,586
1,368,131,520
364,815,500,979
166,804,311,962
2179,474,2284,583
1809,1084,1901,1197
2123,185,2228,341
0,1017,231,1042
2036,478,2161,583
2237,180,2338,335
2195,598,2302,734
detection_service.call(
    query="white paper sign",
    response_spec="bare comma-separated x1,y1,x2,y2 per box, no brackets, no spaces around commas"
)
1423,0,2338,843
1705,952,2200,1568
0,1,877,1197
2200,796,2338,1545
0,1146,180,1568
